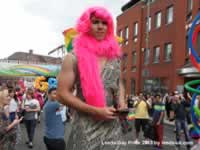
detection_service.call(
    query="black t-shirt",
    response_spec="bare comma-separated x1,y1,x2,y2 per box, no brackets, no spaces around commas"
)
127,98,134,108
171,100,189,120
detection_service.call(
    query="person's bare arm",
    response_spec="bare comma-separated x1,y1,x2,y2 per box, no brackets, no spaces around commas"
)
57,54,116,119
118,80,127,109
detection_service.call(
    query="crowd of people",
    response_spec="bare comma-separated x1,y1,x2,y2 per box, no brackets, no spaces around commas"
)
0,80,71,150
125,91,200,150
0,82,200,150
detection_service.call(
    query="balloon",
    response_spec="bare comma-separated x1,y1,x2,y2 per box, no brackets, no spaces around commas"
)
34,76,48,92
48,78,57,90
184,12,200,138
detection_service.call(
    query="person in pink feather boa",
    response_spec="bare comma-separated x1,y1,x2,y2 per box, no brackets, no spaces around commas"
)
57,6,127,149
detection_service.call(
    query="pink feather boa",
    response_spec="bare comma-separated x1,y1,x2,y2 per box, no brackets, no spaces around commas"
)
74,7,121,107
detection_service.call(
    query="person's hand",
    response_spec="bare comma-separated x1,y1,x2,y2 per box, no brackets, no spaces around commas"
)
118,101,127,110
25,108,31,112
95,106,117,120
15,115,19,120
13,117,23,125
156,121,161,125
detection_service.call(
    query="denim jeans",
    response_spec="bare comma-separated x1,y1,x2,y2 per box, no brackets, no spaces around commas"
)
24,119,37,142
44,136,66,150
175,119,191,148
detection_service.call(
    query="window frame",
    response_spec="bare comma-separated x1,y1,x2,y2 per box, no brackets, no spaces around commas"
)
144,48,150,65
146,16,151,32
166,5,173,24
155,11,162,28
153,46,160,63
124,26,129,45
132,51,137,66
133,22,138,37
164,43,172,62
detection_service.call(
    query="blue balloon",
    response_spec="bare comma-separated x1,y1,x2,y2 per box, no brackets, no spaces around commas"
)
48,78,57,90
188,12,200,63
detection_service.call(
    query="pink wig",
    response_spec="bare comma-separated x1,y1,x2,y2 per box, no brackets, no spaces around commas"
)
74,6,121,107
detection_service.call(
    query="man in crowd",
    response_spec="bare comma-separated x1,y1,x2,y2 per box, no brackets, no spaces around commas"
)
171,94,191,150
152,94,165,149
43,88,66,150
134,93,151,143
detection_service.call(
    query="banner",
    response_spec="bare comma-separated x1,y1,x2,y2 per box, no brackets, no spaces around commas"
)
0,62,61,77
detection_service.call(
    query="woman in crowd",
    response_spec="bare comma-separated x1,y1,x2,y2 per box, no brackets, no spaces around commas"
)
0,89,23,150
22,88,40,148
8,89,19,122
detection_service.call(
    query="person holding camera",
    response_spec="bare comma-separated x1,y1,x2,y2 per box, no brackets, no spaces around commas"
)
171,94,191,150
22,88,40,148
134,93,151,143
0,89,23,150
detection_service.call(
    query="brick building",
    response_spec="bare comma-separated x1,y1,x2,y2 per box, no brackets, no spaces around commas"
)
117,0,200,95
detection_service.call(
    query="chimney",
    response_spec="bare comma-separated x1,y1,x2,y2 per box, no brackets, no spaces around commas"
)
29,49,33,55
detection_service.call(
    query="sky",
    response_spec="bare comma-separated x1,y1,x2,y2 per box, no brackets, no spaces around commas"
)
0,0,129,59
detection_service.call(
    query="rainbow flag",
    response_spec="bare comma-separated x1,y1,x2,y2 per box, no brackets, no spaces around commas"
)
63,28,78,52
127,112,135,121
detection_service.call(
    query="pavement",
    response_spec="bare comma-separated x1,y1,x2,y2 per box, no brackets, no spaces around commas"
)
16,115,193,150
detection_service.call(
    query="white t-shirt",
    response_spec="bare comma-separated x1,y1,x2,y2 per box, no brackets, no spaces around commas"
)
23,99,40,120
60,105,67,122
9,98,18,113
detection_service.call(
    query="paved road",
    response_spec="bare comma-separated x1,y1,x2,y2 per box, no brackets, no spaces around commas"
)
16,117,193,150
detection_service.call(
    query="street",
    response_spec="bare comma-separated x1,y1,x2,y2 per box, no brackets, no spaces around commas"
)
16,116,192,150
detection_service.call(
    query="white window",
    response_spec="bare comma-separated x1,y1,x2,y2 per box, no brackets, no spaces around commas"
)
166,6,173,24
125,26,129,45
119,30,123,46
119,30,123,38
164,43,172,61
130,79,135,95
132,52,137,65
155,12,162,28
146,17,151,32
153,46,160,63
134,22,138,36
187,0,193,12
144,48,150,65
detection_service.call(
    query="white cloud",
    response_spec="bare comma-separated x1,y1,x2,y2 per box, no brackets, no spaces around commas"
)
0,0,129,58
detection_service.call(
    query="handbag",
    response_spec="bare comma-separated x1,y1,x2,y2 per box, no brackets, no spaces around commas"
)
143,121,156,140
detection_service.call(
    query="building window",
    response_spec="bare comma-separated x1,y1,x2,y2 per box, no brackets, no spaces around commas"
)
144,48,150,65
125,26,129,45
153,46,160,63
130,79,135,95
166,6,173,24
146,17,151,32
164,43,172,61
155,11,162,28
118,30,123,46
132,52,137,65
187,0,193,13
122,53,128,72
131,66,136,72
123,79,126,92
133,22,138,36
119,30,123,38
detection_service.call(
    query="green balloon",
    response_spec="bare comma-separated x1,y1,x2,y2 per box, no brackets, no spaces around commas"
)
194,106,200,118
184,80,200,94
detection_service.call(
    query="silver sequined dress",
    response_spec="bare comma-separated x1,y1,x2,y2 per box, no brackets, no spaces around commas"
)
66,56,124,150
